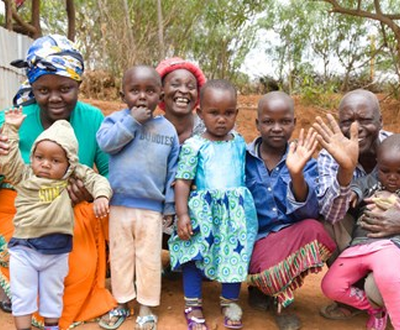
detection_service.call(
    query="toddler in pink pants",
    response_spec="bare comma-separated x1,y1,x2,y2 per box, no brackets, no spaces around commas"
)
321,134,400,330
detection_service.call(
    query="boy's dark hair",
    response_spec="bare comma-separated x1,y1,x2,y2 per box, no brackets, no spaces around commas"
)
257,91,294,117
122,65,162,87
199,79,237,107
379,134,400,156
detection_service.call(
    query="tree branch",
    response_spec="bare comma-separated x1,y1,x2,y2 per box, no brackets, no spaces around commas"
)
374,0,382,15
31,0,41,38
11,4,37,36
318,0,400,37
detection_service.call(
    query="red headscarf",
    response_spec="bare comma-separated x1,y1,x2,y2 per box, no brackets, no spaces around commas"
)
156,57,206,111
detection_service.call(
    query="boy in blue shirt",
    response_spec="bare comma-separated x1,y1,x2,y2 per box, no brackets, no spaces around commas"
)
96,66,180,330
245,91,336,330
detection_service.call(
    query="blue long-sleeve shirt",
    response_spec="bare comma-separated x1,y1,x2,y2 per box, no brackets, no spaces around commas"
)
96,109,179,215
245,137,319,240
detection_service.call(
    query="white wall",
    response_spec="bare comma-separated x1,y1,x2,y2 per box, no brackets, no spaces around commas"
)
0,27,32,110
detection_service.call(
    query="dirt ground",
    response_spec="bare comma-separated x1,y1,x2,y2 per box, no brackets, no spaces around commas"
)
1,94,399,330
0,268,391,330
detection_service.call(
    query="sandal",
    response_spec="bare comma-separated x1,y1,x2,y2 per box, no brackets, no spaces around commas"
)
136,314,158,330
0,300,12,313
320,302,364,320
367,308,388,330
221,300,243,329
99,306,131,330
184,306,209,330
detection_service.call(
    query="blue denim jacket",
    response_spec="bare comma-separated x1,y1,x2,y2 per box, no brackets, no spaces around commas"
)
245,137,319,240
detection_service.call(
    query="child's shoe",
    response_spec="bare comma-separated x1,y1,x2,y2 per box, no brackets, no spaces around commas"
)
367,308,388,330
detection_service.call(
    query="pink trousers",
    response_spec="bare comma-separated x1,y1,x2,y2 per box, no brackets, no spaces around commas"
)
321,241,400,329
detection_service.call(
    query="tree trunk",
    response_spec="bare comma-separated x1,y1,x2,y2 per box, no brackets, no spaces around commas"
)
66,0,76,41
4,0,13,30
157,0,165,60
121,0,135,67
96,0,107,69
31,0,41,38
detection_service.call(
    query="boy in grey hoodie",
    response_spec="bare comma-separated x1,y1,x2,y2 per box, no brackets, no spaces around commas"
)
0,107,112,330
96,66,179,330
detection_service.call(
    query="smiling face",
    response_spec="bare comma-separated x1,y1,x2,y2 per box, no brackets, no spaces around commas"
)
32,75,80,129
121,66,162,112
197,87,237,141
162,69,198,116
256,94,295,150
32,140,69,179
339,91,382,156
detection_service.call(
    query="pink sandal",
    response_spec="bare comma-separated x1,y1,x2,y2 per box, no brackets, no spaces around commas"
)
367,308,388,330
184,306,209,330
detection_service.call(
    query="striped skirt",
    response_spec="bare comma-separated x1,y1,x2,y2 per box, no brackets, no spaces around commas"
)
247,219,336,307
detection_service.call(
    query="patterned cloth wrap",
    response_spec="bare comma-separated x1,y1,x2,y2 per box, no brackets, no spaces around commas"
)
11,34,84,106
0,235,9,268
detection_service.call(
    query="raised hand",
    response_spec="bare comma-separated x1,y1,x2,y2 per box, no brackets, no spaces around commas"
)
130,106,152,124
312,114,359,172
5,106,26,129
286,127,318,176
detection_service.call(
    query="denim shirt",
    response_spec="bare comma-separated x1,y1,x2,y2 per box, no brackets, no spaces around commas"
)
245,137,319,240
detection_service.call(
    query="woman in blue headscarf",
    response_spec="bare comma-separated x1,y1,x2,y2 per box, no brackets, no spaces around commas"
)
0,35,116,329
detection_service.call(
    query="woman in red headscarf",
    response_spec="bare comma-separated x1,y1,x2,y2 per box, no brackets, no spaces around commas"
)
156,57,206,145
155,57,206,238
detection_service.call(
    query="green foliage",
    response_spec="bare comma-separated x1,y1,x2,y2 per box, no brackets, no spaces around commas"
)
295,63,341,108
7,0,399,98
9,0,264,92
256,0,394,95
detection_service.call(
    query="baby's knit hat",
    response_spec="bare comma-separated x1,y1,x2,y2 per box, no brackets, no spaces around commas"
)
156,57,206,110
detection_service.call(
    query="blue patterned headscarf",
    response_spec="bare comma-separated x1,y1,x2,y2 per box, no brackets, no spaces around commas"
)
11,35,84,106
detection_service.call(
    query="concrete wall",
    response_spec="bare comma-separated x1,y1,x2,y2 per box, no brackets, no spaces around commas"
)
0,27,32,110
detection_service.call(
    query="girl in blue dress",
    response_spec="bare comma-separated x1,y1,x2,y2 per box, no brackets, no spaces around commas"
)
169,79,258,330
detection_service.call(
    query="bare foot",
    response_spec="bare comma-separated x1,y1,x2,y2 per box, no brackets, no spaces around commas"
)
274,304,301,330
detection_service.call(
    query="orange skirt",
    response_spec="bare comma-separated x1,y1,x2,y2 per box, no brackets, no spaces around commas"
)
0,189,116,329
